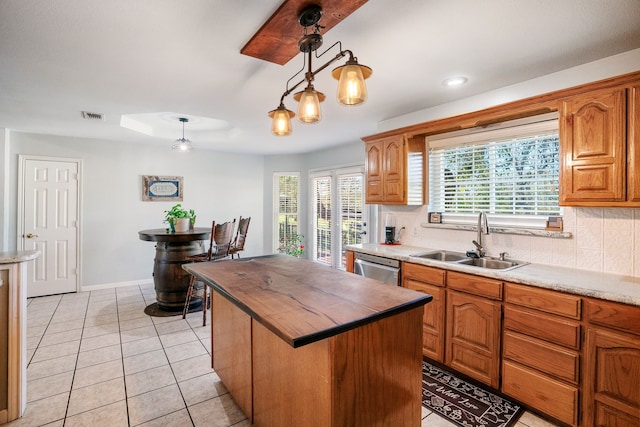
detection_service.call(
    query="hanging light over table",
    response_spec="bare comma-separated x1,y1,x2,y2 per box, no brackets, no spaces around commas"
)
172,117,193,151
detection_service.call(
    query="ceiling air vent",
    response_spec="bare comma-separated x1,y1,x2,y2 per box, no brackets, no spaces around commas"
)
81,111,105,120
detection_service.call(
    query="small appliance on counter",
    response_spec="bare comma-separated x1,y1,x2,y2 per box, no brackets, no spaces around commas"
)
384,213,397,244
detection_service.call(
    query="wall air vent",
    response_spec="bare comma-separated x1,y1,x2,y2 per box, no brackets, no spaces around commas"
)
81,111,105,120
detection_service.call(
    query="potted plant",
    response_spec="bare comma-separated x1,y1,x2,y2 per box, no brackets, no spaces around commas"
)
164,203,196,233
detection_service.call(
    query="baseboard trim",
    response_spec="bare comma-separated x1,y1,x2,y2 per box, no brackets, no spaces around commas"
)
80,279,153,292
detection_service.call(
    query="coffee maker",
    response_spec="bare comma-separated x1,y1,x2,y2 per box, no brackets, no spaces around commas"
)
384,214,396,244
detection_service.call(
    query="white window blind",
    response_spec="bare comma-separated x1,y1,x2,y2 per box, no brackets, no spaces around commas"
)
312,176,332,266
274,173,300,252
428,115,560,221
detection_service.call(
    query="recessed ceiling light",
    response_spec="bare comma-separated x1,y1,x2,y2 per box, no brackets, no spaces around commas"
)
443,76,468,87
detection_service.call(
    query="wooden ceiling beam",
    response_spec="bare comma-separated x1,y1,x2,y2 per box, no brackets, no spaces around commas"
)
241,0,368,65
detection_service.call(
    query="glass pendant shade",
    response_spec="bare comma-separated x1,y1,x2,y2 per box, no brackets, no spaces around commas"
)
268,104,295,136
172,118,193,151
332,61,372,106
294,86,325,123
172,138,192,151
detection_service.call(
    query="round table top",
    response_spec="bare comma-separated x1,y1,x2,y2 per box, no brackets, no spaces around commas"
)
138,227,211,243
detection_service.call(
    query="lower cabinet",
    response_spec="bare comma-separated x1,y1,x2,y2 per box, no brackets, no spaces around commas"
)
350,254,640,426
402,262,445,362
445,272,502,388
584,299,640,427
501,283,582,426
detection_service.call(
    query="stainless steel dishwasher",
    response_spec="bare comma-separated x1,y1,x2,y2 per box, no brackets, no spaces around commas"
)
353,252,401,286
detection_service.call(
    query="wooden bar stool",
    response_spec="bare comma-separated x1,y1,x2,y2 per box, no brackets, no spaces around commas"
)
182,219,236,326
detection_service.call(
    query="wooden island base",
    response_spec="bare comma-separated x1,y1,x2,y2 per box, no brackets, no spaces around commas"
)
185,255,430,427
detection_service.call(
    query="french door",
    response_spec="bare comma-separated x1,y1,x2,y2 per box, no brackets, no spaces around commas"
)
310,166,368,270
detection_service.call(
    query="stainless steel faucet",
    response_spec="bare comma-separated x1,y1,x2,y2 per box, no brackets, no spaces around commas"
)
471,211,490,257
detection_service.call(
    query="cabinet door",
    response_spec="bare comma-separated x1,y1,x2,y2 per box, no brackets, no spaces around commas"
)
560,87,626,204
584,328,640,427
382,136,406,203
629,84,640,202
445,290,501,388
365,141,383,203
404,279,444,362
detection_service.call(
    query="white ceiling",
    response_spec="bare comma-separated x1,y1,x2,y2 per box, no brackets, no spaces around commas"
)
1,0,640,155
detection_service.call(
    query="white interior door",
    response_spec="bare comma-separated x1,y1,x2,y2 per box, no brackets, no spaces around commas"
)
19,157,80,297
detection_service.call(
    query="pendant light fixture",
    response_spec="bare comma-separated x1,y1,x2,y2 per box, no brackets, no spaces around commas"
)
172,117,193,151
268,5,372,136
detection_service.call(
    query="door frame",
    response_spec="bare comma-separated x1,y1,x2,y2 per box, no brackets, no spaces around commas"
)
17,155,83,294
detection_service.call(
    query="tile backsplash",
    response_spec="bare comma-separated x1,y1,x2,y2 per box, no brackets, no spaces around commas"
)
381,206,640,277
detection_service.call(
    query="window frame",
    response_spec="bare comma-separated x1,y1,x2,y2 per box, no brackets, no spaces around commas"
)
426,113,560,230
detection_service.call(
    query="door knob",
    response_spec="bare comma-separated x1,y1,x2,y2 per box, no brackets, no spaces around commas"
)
25,233,38,238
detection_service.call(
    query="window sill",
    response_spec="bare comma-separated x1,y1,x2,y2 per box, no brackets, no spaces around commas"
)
419,222,572,239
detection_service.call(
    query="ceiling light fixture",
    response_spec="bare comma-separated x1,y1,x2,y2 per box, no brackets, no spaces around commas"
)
443,76,468,87
172,117,193,151
268,5,372,136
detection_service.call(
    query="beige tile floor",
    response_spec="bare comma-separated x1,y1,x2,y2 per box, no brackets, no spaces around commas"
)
9,283,560,427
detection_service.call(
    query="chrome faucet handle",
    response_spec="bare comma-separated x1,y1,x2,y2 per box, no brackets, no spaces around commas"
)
471,240,485,257
499,252,509,261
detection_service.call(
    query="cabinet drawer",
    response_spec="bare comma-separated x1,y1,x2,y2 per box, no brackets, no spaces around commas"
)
502,360,579,426
447,271,502,300
586,298,640,335
503,331,579,383
504,305,581,349
402,262,445,286
504,283,581,319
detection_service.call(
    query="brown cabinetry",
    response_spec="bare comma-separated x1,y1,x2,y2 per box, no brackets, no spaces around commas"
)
402,262,445,362
445,272,502,388
560,84,640,206
363,134,424,205
584,298,640,427
501,283,582,426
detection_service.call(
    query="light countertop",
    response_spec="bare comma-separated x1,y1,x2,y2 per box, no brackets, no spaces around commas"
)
347,243,640,307
0,250,41,264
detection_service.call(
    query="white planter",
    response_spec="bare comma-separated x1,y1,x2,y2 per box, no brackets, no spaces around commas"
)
174,218,191,233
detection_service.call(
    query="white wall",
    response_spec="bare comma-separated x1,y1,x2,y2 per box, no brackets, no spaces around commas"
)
6,132,265,289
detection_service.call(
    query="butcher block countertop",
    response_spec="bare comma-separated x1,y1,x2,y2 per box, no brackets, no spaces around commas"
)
183,254,432,348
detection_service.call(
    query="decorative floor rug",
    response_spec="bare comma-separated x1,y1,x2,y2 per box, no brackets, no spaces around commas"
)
422,359,523,427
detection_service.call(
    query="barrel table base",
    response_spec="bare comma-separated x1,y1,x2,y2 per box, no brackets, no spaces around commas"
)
153,241,204,311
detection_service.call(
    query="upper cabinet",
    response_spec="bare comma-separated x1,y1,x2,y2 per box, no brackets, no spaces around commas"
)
560,84,640,206
363,134,424,205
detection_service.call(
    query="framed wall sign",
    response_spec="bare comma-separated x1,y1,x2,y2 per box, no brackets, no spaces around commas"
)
142,175,183,201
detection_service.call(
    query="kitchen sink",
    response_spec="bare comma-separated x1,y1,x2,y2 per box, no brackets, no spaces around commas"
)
410,250,528,271
410,250,469,262
456,257,527,270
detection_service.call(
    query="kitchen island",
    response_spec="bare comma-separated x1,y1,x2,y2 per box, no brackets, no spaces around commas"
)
183,254,432,427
